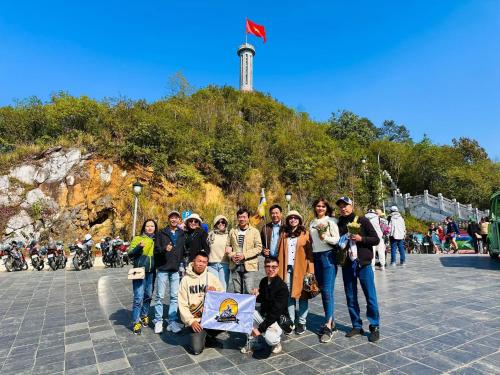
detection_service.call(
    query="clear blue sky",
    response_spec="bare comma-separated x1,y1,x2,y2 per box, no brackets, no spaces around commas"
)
1,1,499,160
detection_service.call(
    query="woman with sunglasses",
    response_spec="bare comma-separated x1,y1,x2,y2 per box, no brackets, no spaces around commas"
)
277,210,314,335
208,215,230,290
310,198,340,343
184,213,210,263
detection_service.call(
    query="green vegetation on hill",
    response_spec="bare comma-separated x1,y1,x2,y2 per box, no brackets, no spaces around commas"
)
1,84,499,212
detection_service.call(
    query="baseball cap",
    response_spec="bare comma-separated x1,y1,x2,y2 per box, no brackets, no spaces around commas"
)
336,196,353,206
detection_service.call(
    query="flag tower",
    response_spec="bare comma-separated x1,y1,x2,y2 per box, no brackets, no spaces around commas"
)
237,43,255,92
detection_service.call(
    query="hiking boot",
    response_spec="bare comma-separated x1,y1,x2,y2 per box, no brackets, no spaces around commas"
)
271,343,282,354
140,315,150,327
368,326,380,342
345,327,364,338
319,325,336,343
295,323,306,335
132,322,142,335
154,321,163,334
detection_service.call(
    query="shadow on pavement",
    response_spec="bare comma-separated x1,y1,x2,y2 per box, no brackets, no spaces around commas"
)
439,255,500,270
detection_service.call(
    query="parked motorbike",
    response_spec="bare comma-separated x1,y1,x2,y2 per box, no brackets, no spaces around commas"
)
28,240,44,271
1,241,28,272
47,241,67,271
70,241,93,271
103,238,124,268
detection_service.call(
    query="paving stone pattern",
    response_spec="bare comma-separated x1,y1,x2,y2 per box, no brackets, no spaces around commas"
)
1,254,500,374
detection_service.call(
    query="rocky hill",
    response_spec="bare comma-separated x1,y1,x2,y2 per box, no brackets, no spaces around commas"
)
0,147,229,243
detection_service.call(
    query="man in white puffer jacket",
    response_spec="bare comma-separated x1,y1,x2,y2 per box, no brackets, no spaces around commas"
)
388,206,407,266
365,209,386,270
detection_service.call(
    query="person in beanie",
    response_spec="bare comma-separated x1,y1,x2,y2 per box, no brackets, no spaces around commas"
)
388,206,406,266
277,210,314,335
128,219,157,335
153,210,185,334
208,215,230,290
178,251,224,355
336,197,381,342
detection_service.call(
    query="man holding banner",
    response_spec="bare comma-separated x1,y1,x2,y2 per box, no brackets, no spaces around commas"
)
178,251,224,355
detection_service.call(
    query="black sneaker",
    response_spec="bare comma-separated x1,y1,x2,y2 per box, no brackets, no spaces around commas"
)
295,323,306,335
345,327,364,338
320,325,334,343
368,326,380,342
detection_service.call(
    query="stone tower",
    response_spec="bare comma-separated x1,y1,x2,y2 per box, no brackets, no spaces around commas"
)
237,43,255,92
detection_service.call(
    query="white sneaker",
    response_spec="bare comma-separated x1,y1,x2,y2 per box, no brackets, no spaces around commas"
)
169,321,183,333
154,321,163,334
271,343,282,354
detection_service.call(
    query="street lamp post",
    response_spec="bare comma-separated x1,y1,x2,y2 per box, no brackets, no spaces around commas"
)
285,190,292,213
377,152,386,214
132,180,143,238
361,157,367,185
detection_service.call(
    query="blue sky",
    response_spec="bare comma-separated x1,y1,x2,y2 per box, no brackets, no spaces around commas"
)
1,0,499,159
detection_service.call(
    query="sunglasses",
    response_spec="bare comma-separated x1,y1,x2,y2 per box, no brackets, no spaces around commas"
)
288,216,300,221
264,265,278,269
216,221,227,226
187,219,198,223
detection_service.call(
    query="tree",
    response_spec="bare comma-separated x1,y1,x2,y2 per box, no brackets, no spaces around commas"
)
377,120,411,143
326,110,378,146
452,137,488,164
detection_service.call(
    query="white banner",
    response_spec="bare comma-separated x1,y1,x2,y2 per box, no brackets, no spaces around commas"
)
201,291,256,334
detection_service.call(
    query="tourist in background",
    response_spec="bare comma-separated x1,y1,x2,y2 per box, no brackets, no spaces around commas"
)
467,218,481,254
261,204,283,257
277,210,313,335
388,206,406,266
309,198,340,343
480,217,489,254
153,211,185,334
208,215,230,290
446,217,460,253
128,219,157,335
226,208,263,294
337,197,381,342
365,209,386,270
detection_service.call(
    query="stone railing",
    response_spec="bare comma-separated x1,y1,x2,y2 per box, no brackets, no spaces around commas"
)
386,190,488,222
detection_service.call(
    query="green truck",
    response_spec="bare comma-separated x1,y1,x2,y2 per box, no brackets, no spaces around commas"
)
488,191,500,259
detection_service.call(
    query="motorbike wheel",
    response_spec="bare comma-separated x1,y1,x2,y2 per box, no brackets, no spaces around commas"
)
73,256,81,271
22,261,28,270
37,262,44,271
5,259,13,272
49,260,57,271
118,257,124,268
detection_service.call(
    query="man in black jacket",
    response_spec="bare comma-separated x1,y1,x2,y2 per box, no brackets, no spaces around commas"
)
249,257,289,354
336,197,381,343
467,219,481,253
153,210,186,334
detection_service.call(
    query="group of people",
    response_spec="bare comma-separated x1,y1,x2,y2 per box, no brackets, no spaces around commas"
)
126,196,386,355
427,216,489,254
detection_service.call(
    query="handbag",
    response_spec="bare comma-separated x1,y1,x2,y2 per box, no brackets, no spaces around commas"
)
128,267,145,280
336,245,349,267
303,272,320,299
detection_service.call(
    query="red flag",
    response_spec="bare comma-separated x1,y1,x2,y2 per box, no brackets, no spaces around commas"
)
246,19,266,43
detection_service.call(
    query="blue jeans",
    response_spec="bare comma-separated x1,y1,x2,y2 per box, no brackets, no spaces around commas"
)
313,250,337,325
208,262,230,291
154,270,180,324
132,272,154,324
286,266,308,325
390,238,406,264
342,264,380,329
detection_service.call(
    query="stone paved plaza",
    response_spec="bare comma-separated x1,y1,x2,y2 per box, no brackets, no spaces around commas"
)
2,254,500,375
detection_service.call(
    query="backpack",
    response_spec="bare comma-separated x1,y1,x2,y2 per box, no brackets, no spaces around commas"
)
380,219,390,236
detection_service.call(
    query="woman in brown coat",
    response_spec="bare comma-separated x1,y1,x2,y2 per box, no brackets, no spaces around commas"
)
277,210,314,335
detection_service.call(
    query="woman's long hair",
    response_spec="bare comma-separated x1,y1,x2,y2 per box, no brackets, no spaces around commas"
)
312,198,333,217
283,216,306,238
140,219,158,236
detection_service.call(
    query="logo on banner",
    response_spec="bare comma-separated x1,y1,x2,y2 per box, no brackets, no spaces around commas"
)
215,298,239,323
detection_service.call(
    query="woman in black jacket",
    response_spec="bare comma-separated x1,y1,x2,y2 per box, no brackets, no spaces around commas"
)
184,213,210,262
336,197,381,343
